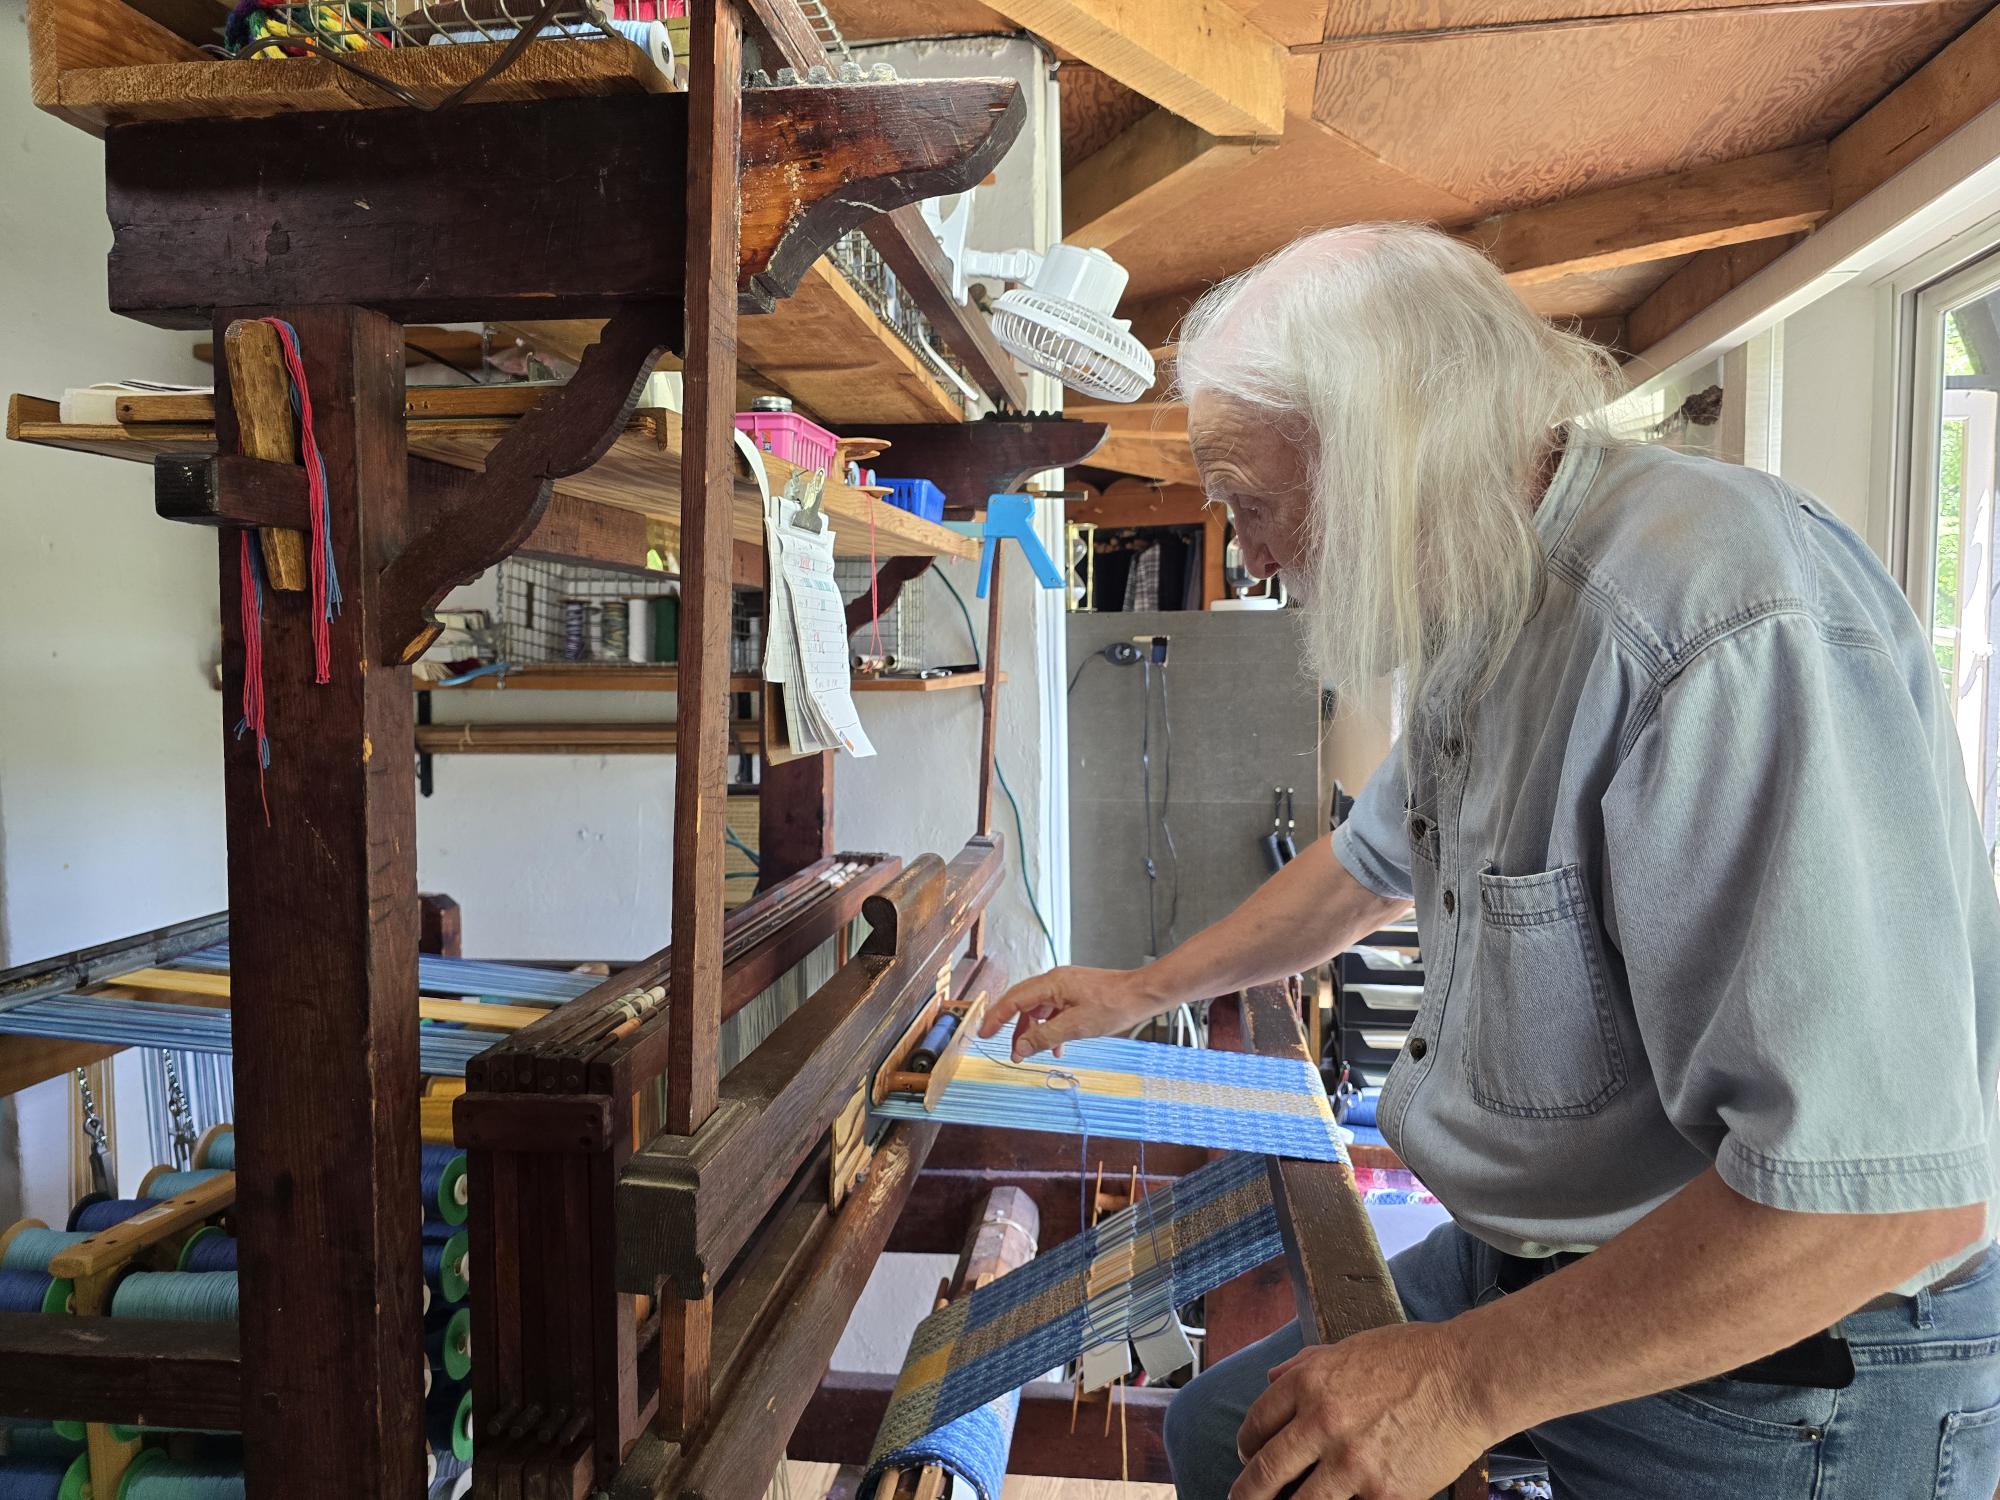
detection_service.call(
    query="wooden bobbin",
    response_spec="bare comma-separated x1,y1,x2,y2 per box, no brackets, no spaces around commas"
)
192,1123,232,1171
0,1217,47,1267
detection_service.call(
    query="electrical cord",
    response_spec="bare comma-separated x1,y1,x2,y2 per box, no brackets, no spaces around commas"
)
934,572,1059,966
724,827,761,869
407,341,484,384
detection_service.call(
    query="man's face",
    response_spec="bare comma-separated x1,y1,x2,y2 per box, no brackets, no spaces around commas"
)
1188,392,1315,594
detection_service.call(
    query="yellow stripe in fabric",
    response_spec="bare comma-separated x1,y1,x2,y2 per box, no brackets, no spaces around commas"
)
1137,1074,1329,1120
953,1056,1145,1100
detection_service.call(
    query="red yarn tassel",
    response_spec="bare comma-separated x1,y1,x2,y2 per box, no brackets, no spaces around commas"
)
236,532,271,827
259,317,340,685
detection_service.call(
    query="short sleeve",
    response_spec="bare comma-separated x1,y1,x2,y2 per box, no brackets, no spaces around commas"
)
1601,613,1993,1216
1333,746,1413,902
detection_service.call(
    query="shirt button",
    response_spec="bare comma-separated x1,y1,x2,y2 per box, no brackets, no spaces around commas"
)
1442,888,1457,915
1408,1037,1429,1060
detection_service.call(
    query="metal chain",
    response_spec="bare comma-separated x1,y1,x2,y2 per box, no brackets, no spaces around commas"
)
163,1053,198,1170
74,1067,113,1196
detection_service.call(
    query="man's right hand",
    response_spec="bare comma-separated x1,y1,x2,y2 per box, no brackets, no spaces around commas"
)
977,966,1165,1062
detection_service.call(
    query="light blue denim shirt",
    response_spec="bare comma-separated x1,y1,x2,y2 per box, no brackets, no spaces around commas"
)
1334,440,2000,1292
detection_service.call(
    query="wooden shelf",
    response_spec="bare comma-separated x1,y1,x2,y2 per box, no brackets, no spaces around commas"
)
418,666,761,693
6,391,977,563
850,671,1000,693
499,256,965,427
736,259,961,424
415,720,760,755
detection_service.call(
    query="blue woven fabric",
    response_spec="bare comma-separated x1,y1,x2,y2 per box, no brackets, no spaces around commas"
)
863,1388,1020,1500
870,1153,1283,1460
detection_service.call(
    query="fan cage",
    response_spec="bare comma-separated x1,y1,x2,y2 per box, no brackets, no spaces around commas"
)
990,290,1152,403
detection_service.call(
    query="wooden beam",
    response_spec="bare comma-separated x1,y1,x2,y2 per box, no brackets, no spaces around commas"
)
1468,144,1830,288
1628,5,2000,360
1063,108,1257,249
0,910,228,1015
667,0,743,1149
1087,427,1200,486
0,1314,239,1429
1830,3,2000,211
103,81,1024,328
988,0,1286,138
1626,235,1800,356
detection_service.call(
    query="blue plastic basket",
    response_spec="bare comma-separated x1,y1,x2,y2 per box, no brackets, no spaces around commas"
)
878,477,945,522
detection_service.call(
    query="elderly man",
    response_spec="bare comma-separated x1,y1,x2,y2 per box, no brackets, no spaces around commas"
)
981,224,2000,1499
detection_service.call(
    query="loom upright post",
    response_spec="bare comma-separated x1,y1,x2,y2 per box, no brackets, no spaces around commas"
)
213,304,425,1499
660,0,744,1441
970,546,1006,957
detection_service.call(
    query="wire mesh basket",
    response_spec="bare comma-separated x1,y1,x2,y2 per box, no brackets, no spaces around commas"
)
496,558,766,673
834,558,926,668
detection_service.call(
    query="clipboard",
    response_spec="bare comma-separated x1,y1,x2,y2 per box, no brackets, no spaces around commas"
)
762,461,832,766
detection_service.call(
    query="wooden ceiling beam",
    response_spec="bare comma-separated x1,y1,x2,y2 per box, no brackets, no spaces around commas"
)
1471,144,1830,288
1063,108,1259,248
989,0,1286,138
1627,3,2000,358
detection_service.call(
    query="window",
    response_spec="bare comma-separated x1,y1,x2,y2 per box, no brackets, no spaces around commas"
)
1909,257,2000,880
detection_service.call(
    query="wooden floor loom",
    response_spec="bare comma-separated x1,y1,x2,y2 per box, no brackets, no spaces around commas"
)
0,0,1483,1494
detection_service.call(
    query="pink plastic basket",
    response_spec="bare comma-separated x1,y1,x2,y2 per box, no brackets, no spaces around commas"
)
732,410,839,471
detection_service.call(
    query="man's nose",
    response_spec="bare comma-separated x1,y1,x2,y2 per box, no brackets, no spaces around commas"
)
1240,536,1280,578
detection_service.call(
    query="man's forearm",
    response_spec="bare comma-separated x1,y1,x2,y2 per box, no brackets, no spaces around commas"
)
1446,1167,1984,1436
1133,834,1407,1011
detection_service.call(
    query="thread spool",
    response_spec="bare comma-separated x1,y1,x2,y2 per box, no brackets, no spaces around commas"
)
0,1228,90,1274
431,1448,470,1493
561,599,587,661
0,1273,73,1316
420,1145,469,1228
601,599,629,660
138,1168,225,1199
106,1423,234,1444
0,1423,81,1462
67,1197,158,1233
626,598,652,663
426,1306,473,1383
197,1128,235,1171
906,1013,960,1074
425,1386,473,1464
422,1231,470,1306
0,1452,88,1500
115,1450,244,1500
110,1271,239,1323
178,1229,236,1273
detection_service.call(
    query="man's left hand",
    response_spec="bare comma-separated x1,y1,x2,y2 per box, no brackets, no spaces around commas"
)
1231,1322,1494,1500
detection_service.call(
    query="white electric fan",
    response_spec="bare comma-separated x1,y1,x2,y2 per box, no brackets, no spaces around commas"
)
923,198,1155,403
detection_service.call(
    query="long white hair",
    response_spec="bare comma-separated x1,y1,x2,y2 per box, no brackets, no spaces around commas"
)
1175,223,1621,749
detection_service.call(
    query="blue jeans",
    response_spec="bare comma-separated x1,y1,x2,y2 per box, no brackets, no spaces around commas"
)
1164,1224,2000,1499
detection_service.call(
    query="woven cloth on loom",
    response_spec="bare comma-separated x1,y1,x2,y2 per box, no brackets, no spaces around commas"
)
863,1388,1020,1500
868,1152,1288,1460
871,1024,1346,1161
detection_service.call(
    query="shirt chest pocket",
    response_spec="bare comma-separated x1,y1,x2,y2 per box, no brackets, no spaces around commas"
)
1462,862,1628,1119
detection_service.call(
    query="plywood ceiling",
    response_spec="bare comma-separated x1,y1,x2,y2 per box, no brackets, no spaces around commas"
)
1310,0,1986,213
833,0,1996,330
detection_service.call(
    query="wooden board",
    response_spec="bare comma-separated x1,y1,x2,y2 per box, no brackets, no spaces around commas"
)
735,258,963,423
6,395,979,562
33,19,666,134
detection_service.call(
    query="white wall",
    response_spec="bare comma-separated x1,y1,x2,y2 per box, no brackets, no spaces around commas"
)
1775,281,1889,550
0,0,228,1220
419,37,1070,984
